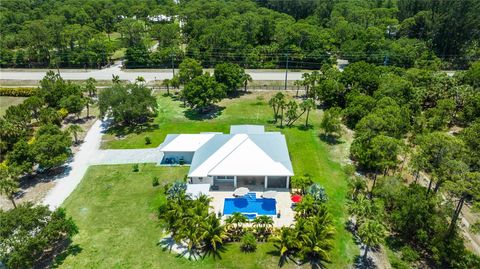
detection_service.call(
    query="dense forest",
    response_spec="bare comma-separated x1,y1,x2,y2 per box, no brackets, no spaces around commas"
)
1,0,479,69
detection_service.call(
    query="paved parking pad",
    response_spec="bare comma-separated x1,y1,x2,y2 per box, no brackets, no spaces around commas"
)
90,149,162,165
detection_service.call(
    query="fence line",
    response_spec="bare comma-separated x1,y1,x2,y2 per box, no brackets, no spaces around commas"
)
151,85,305,92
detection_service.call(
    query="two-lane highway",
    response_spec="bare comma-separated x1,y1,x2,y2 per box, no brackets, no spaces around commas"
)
0,62,307,82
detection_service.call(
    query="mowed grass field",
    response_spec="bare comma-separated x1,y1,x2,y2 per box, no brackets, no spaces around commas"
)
59,92,356,268
0,96,26,116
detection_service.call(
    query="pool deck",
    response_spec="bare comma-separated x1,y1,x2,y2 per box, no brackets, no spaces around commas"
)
209,190,295,227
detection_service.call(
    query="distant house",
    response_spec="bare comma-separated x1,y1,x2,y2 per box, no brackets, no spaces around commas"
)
158,125,294,189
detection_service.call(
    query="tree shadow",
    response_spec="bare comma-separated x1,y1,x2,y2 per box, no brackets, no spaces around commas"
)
15,165,73,196
353,255,377,269
202,244,227,260
183,105,225,121
229,90,251,98
297,124,314,131
105,122,159,137
157,236,205,261
50,244,83,268
63,116,89,125
384,236,404,252
319,133,344,145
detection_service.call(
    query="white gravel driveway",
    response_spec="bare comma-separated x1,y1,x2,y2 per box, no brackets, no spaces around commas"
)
42,120,161,210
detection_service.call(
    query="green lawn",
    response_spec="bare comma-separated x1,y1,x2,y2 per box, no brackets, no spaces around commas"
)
60,92,356,268
0,96,26,116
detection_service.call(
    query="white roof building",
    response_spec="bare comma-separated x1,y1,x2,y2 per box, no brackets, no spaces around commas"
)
158,125,294,189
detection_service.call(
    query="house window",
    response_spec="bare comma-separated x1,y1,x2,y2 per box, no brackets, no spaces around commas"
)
215,176,234,180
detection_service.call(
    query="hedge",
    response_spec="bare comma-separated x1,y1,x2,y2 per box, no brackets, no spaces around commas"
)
0,87,37,97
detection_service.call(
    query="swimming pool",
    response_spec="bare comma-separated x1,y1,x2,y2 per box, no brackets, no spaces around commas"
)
223,192,276,219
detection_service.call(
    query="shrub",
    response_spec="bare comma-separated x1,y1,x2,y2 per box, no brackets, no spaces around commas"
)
390,259,410,269
307,183,328,203
57,108,69,119
145,136,151,145
166,181,187,200
0,87,37,97
152,176,159,186
240,232,257,252
401,245,419,263
132,164,139,172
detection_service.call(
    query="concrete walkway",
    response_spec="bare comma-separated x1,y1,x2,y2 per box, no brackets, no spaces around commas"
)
42,120,160,210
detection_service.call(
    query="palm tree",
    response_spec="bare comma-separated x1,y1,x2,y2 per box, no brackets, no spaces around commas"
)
0,168,19,208
67,124,83,144
225,212,248,240
269,92,286,124
196,194,213,208
136,76,146,84
201,214,227,259
358,219,386,263
83,78,97,118
347,194,380,228
299,98,315,127
163,79,171,95
298,209,335,268
347,176,367,200
294,195,318,219
112,74,120,84
271,227,301,267
85,77,97,97
253,215,274,239
160,202,184,241
242,73,252,92
293,80,302,97
291,175,313,195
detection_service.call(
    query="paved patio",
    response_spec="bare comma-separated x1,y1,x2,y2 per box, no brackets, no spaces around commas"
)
209,190,295,227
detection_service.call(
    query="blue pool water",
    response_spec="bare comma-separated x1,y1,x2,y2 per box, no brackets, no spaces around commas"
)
223,192,276,219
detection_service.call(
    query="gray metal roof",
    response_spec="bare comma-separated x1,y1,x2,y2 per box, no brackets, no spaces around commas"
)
188,134,233,173
188,132,294,177
230,125,265,134
157,134,179,151
249,133,293,174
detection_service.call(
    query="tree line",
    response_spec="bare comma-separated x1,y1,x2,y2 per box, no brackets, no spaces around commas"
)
0,72,98,208
0,72,91,269
298,60,480,267
1,0,478,69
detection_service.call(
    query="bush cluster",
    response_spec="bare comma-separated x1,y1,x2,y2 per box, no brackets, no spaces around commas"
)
0,87,37,97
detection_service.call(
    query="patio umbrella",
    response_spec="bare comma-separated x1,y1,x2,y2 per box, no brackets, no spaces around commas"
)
291,194,302,203
262,191,277,199
233,187,249,196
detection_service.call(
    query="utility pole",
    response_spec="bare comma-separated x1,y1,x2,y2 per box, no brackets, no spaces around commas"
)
284,53,289,91
171,53,175,76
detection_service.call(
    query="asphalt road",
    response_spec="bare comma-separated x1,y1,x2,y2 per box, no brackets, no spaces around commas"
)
0,62,306,82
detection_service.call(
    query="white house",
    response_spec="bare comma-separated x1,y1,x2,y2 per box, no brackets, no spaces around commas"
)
158,125,294,189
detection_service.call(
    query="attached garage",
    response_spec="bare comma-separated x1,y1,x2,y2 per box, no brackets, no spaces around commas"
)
160,152,194,165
